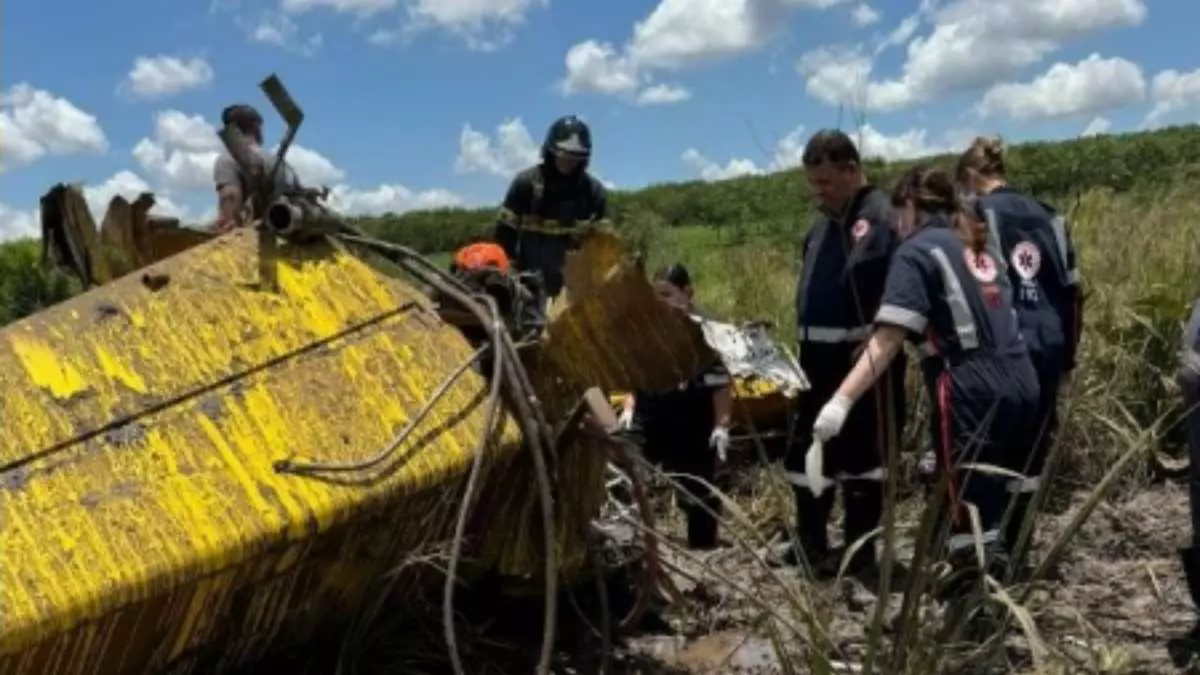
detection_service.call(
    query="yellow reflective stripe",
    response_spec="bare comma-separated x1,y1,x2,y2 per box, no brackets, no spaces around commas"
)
495,206,518,228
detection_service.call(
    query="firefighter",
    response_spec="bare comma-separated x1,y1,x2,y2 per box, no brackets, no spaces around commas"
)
956,136,1084,562
1179,298,1200,616
617,264,734,550
492,115,609,305
810,165,1040,583
784,129,907,576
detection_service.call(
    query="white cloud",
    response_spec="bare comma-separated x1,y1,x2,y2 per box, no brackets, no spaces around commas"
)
0,202,38,241
1081,117,1112,136
851,3,880,26
122,56,215,100
682,148,763,182
455,117,540,177
81,171,189,221
241,12,324,55
131,109,345,190
976,54,1145,121
799,0,1147,111
0,84,108,172
1145,67,1200,127
281,0,396,15
119,108,458,221
561,0,848,103
326,183,464,214
795,46,873,112
682,123,961,181
285,0,548,50
635,83,692,106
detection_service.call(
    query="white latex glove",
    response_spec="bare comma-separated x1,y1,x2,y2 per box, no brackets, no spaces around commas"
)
616,407,634,431
813,394,852,442
804,438,833,497
709,425,730,463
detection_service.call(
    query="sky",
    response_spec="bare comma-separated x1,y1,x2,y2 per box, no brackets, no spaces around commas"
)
1,0,1198,241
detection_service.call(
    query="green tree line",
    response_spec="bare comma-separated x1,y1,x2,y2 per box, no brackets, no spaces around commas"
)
349,123,1200,254
1,123,1198,325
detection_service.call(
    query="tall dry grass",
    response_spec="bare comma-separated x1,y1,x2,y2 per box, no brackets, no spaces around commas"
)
615,180,1199,673
337,182,1197,675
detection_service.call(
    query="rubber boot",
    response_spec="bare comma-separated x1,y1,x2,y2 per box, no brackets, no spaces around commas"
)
784,486,836,576
1002,492,1036,579
684,493,720,551
1168,547,1200,666
841,478,882,576
1181,547,1200,611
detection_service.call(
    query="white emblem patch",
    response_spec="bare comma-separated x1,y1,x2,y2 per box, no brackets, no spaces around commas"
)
964,249,999,284
1011,241,1041,280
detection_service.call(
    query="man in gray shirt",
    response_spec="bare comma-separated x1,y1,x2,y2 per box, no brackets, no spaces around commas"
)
212,103,301,232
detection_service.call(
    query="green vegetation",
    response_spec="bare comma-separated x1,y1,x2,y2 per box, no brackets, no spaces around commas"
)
2,123,1198,673
344,123,1200,256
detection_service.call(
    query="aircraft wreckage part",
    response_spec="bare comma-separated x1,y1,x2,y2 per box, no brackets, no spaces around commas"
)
0,228,534,674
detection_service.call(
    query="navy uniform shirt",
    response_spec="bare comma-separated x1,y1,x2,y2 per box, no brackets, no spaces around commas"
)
634,313,733,421
795,185,900,385
875,216,1027,371
492,164,608,298
1185,299,1200,372
972,188,1081,372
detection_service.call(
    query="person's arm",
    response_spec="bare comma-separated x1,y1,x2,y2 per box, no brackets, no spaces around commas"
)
1058,215,1084,374
834,326,907,404
493,176,528,259
833,249,931,407
591,180,610,224
213,155,245,232
712,384,734,428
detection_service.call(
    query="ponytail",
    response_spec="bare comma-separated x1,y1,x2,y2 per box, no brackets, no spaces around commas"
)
952,208,988,254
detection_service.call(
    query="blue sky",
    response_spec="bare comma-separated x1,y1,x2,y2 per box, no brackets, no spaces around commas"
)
2,0,1197,240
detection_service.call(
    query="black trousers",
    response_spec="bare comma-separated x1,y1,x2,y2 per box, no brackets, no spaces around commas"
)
786,351,907,570
636,388,721,550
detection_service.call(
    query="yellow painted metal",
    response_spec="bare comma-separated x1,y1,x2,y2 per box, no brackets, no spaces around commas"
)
0,229,525,673
0,223,718,673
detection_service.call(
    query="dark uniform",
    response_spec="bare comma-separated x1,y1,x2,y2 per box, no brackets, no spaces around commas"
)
875,216,1039,566
972,188,1082,550
790,185,908,572
492,115,609,301
631,314,732,550
1179,299,1200,606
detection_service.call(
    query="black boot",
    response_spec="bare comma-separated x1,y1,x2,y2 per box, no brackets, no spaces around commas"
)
780,486,836,576
1168,547,1200,667
684,499,720,550
1181,547,1200,611
842,478,882,576
1002,493,1036,579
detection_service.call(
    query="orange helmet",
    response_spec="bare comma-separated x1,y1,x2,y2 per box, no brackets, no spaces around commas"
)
453,241,511,274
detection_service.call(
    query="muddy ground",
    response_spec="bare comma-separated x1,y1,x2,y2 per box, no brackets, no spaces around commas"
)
256,469,1200,674
603,478,1200,675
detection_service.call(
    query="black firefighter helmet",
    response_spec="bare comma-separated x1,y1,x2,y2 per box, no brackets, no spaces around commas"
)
541,115,592,167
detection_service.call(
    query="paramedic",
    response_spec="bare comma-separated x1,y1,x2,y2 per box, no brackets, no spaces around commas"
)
956,136,1083,560
811,165,1039,582
786,129,907,575
1178,299,1200,616
618,264,734,550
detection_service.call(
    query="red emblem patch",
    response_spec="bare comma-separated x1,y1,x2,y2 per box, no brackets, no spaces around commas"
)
851,219,870,240
965,249,998,284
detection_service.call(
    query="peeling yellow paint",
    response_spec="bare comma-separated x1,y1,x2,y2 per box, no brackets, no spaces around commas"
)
10,337,89,399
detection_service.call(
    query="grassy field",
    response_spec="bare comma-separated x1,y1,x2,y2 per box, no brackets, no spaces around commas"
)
378,176,1199,674
2,124,1200,673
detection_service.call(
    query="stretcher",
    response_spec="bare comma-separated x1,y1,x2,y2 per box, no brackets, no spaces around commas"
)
610,317,810,441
